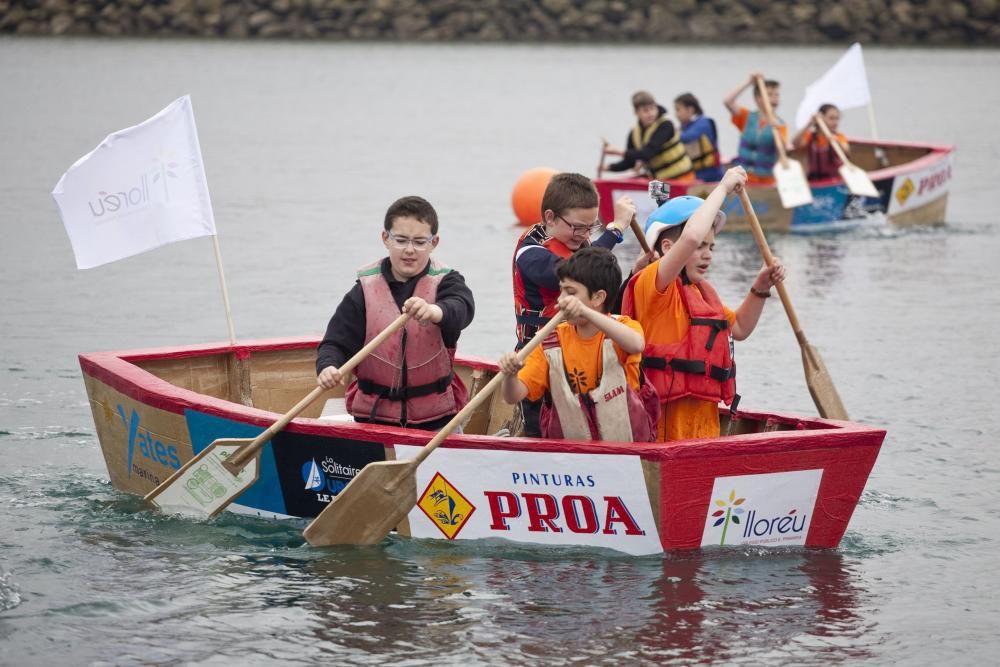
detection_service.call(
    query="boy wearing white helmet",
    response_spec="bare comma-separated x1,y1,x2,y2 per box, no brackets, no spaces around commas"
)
621,166,785,441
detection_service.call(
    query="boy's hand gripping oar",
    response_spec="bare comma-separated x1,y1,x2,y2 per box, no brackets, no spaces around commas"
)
813,114,879,198
303,312,566,547
754,76,813,208
739,190,849,420
144,312,412,519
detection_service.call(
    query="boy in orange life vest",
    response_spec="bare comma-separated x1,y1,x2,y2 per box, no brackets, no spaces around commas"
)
621,167,786,442
500,247,657,443
723,73,790,186
316,196,475,430
792,104,850,181
512,173,636,437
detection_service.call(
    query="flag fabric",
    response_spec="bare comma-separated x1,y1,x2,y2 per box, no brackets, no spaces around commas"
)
52,95,216,269
795,43,872,131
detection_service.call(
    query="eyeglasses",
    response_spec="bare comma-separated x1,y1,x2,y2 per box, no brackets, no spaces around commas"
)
557,215,601,236
386,232,436,251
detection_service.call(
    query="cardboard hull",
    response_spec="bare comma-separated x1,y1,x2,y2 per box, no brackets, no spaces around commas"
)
597,138,953,233
81,338,885,554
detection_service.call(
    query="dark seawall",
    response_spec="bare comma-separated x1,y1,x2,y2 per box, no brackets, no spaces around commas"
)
2,0,998,45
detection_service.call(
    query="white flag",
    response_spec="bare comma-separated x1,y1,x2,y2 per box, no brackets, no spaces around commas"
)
52,95,216,270
795,43,872,131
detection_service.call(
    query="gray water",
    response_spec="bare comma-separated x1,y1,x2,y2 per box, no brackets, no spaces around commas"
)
2,37,999,665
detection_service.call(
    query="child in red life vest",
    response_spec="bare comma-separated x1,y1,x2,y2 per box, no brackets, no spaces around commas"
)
792,104,850,181
316,196,475,430
621,167,785,442
512,172,636,436
500,247,658,443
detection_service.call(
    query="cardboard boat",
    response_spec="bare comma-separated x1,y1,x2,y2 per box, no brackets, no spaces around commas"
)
80,337,884,555
596,138,953,233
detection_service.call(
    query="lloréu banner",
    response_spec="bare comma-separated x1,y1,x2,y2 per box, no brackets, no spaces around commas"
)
52,95,216,270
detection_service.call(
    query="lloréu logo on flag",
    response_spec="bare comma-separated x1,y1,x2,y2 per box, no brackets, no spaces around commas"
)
51,95,216,269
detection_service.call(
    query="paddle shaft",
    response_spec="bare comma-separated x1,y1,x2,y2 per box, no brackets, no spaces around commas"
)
226,312,411,469
410,313,565,468
754,76,790,169
739,190,802,334
597,138,609,179
629,214,652,255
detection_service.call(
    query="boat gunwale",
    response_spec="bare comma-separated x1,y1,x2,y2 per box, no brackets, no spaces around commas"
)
79,337,887,463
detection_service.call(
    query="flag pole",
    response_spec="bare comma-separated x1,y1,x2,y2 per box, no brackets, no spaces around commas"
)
211,234,237,346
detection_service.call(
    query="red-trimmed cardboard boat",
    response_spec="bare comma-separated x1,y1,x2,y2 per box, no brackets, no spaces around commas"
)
81,337,884,555
597,138,953,233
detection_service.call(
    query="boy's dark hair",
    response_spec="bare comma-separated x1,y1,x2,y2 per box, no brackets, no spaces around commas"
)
655,224,686,253
753,79,780,97
555,247,622,314
631,90,656,110
384,196,439,235
673,92,703,115
818,103,839,115
540,173,599,220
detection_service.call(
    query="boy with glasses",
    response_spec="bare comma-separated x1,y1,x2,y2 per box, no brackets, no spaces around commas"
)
317,196,475,430
512,172,636,435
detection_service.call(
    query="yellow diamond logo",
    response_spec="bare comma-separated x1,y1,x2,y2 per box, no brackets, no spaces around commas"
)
895,177,914,206
417,472,476,539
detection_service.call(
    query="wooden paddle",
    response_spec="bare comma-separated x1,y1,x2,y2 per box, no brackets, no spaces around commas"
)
813,115,879,198
597,137,609,179
145,312,411,519
629,213,652,255
754,76,813,208
739,190,849,420
303,312,566,547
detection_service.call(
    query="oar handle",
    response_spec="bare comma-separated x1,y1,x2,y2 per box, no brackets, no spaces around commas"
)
597,138,609,179
813,114,851,165
412,312,566,467
228,312,411,468
739,190,803,335
629,214,652,255
754,76,789,167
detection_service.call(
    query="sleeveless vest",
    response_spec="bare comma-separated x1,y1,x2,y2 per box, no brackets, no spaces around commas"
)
682,116,722,179
347,259,467,426
512,223,574,349
538,325,658,443
737,110,779,180
806,133,842,181
622,274,736,406
633,117,694,180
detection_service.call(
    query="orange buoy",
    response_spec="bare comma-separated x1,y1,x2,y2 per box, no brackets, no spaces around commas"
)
511,167,558,226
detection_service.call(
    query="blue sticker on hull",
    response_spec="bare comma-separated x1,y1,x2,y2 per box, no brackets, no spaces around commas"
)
183,409,287,516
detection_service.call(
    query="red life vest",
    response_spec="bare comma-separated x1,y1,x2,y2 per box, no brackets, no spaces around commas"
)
622,274,736,406
538,325,658,443
512,223,574,348
346,259,468,426
806,133,843,181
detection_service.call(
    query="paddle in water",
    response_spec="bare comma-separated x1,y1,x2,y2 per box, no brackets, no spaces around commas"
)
739,190,849,420
813,114,879,198
755,76,813,209
303,312,566,547
145,312,411,519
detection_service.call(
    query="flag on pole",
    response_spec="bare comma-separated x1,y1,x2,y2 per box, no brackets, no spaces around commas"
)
52,95,216,270
795,43,872,131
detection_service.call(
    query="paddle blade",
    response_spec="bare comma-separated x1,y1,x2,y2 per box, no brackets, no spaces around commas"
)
144,438,260,519
303,460,418,546
773,160,814,208
838,163,879,198
800,342,849,421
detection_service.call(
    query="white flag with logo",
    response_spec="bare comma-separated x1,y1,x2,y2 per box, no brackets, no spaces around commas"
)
795,43,872,131
52,95,216,269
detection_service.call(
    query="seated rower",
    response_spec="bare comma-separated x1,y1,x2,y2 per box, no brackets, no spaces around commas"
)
674,92,724,182
603,90,695,182
500,247,658,443
792,104,850,181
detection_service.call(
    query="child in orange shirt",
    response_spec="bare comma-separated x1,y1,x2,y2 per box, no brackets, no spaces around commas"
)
621,166,785,441
793,104,850,181
500,247,657,442
723,73,790,186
